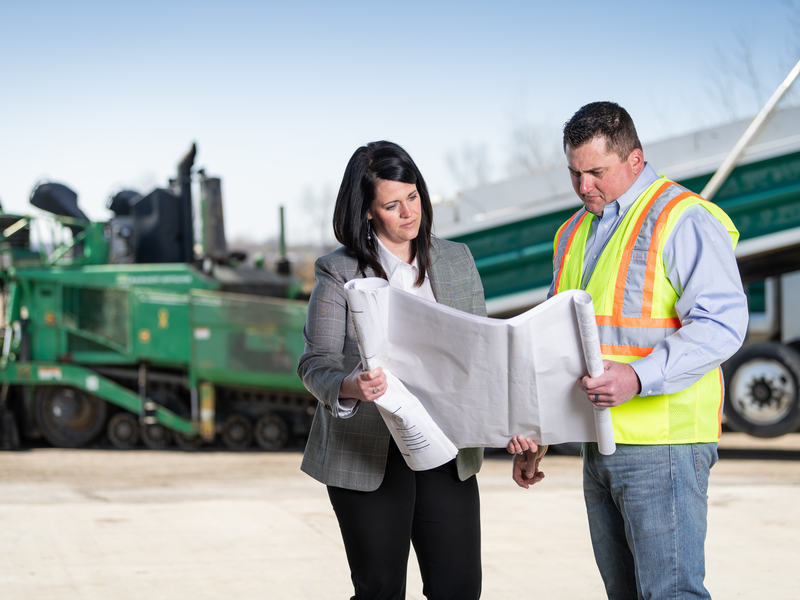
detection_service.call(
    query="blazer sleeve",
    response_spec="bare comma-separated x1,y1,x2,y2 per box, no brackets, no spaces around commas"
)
297,254,360,418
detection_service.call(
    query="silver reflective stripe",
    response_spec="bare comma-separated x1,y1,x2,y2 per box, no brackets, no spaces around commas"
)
620,184,690,318
598,324,680,349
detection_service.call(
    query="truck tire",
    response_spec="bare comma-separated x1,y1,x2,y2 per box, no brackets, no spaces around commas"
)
723,342,800,437
35,386,107,448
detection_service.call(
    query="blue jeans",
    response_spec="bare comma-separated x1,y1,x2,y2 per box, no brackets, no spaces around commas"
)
582,442,718,600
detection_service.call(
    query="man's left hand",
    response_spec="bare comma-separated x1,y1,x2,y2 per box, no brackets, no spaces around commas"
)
506,436,547,489
579,360,641,408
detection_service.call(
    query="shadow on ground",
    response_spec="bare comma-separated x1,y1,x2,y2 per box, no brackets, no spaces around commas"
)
718,447,800,461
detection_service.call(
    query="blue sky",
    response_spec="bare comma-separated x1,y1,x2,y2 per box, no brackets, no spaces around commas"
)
1,0,797,245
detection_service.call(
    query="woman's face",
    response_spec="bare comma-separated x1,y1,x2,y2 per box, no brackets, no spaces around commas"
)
368,179,422,252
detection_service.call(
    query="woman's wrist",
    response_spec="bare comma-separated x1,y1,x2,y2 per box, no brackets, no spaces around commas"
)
339,371,358,399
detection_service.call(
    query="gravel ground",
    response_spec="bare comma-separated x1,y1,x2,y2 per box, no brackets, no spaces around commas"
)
1,432,799,599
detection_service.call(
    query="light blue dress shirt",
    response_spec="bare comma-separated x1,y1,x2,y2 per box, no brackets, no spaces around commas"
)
549,163,749,397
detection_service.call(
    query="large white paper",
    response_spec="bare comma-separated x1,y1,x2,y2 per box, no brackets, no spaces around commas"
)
344,280,458,471
345,278,616,465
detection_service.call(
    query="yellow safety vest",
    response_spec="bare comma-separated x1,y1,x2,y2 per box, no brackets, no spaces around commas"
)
553,177,738,444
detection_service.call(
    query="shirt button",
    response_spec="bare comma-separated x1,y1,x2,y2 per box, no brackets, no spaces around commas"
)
603,224,608,229
593,255,597,259
647,390,653,395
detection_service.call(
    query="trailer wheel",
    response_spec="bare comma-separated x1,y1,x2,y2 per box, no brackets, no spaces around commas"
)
107,412,139,450
723,342,800,437
221,414,253,451
35,386,107,448
254,413,289,451
141,424,173,450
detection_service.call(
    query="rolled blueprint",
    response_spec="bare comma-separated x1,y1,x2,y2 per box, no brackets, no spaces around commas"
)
573,292,616,455
344,279,458,471
343,277,390,371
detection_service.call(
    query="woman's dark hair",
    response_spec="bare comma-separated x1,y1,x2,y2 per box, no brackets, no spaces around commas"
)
332,140,434,286
562,101,642,161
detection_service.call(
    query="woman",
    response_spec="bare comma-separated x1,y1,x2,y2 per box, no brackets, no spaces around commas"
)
298,140,485,600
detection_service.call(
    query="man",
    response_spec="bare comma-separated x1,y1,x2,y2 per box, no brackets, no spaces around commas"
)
511,101,748,599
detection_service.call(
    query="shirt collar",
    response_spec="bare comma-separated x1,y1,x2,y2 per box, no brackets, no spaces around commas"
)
602,162,660,219
375,235,418,280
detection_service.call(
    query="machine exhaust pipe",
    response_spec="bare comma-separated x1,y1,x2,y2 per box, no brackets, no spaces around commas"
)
176,143,197,263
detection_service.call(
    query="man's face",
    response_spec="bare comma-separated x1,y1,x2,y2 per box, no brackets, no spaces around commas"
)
565,136,643,217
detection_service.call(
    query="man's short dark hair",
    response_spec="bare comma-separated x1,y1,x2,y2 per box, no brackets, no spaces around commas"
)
562,101,642,161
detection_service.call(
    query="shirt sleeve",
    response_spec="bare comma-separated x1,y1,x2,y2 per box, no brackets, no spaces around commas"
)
630,205,749,396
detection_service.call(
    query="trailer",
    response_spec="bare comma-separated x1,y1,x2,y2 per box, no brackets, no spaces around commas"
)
0,145,315,451
436,106,800,439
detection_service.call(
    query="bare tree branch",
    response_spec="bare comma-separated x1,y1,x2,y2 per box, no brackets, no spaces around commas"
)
506,122,560,177
445,143,493,189
705,44,741,121
301,184,335,248
780,0,800,106
705,27,780,122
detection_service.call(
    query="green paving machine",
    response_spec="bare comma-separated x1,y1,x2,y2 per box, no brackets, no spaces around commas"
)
0,145,314,451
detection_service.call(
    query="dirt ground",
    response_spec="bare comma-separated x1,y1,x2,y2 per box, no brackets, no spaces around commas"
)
1,433,799,599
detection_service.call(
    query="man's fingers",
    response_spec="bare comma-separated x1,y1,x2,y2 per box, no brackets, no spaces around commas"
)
507,435,536,454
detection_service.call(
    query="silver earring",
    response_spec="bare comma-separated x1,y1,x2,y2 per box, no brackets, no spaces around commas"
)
367,222,372,241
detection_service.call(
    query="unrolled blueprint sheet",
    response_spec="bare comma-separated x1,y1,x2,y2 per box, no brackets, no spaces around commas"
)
344,278,615,470
344,279,458,471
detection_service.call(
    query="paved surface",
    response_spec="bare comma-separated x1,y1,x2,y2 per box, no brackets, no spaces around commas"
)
1,433,799,599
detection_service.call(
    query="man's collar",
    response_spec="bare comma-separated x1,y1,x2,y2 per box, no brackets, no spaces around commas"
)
615,162,659,213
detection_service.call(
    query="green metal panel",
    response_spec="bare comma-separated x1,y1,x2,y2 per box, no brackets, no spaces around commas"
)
679,151,800,242
6,265,309,389
62,284,131,357
131,290,192,364
745,280,766,313
454,207,576,299
10,265,216,365
190,290,308,392
13,263,218,292
450,152,800,303
29,282,60,361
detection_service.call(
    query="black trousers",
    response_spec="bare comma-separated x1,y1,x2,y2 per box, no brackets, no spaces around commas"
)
327,440,482,600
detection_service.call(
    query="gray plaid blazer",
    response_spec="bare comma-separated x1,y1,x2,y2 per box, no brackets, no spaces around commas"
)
299,237,486,491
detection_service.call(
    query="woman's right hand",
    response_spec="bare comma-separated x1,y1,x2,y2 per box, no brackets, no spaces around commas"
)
339,364,387,402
